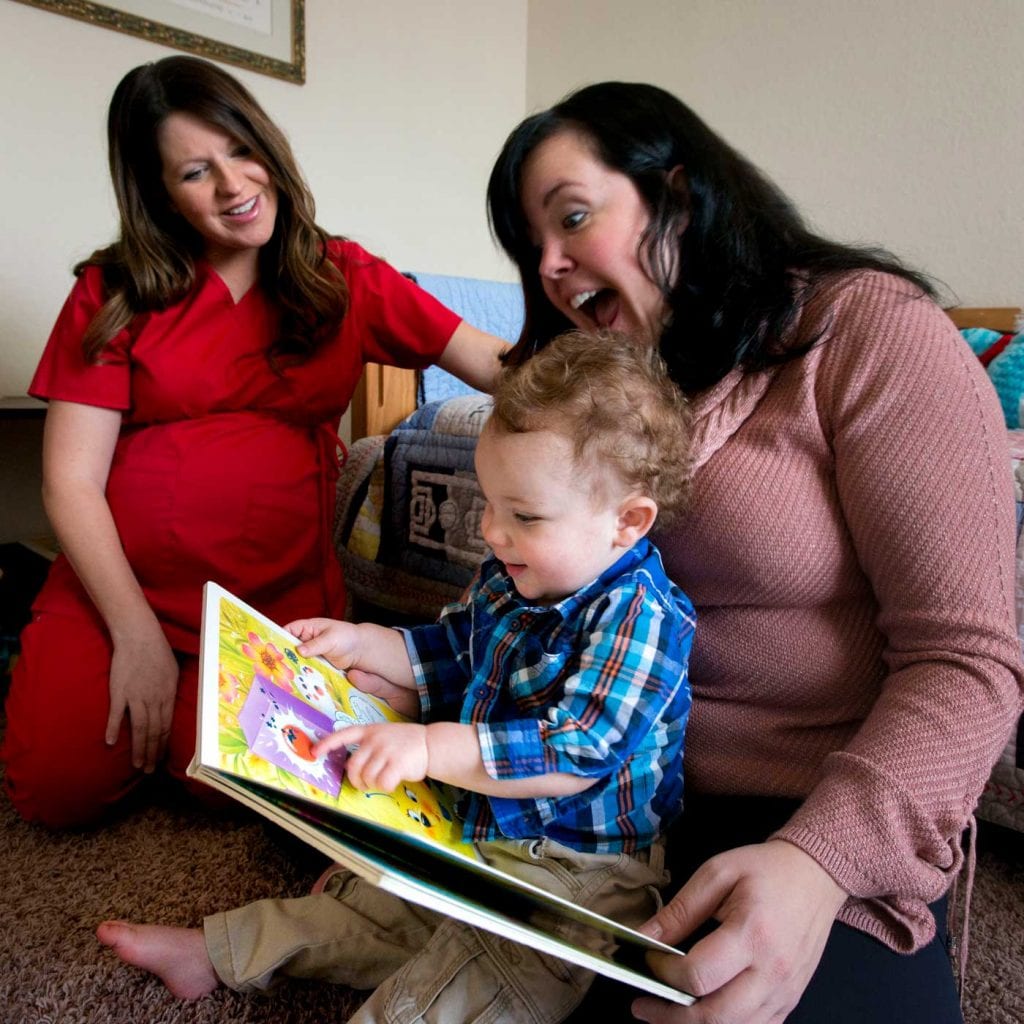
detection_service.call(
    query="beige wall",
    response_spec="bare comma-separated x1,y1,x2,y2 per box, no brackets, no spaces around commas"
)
0,0,527,398
527,0,1023,307
4,0,1018,393
1,0,1019,541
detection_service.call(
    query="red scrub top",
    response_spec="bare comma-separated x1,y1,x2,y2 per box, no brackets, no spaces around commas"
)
29,239,460,653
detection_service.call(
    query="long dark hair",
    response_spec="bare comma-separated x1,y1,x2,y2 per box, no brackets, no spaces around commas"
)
487,81,935,392
81,55,346,361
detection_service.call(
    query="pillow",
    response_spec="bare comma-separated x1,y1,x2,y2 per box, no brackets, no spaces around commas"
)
962,327,1024,427
335,396,491,623
406,273,525,406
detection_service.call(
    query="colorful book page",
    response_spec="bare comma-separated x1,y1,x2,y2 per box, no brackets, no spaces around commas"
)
205,583,470,856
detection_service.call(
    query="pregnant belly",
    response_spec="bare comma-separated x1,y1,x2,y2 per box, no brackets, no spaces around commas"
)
106,414,327,635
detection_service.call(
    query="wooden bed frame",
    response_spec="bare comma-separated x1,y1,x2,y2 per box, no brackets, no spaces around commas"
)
349,307,1022,443
945,307,1020,332
350,363,419,442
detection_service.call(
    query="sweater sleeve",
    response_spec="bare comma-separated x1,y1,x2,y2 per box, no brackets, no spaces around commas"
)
774,274,1024,949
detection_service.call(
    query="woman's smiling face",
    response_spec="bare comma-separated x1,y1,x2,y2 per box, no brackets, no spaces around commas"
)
519,130,673,344
158,111,278,270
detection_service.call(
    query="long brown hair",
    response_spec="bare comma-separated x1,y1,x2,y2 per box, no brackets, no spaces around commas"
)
488,81,935,393
81,55,347,361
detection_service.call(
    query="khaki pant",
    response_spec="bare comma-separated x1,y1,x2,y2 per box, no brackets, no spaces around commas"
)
205,837,668,1024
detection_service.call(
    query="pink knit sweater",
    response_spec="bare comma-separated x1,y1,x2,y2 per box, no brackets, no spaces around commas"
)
654,271,1024,952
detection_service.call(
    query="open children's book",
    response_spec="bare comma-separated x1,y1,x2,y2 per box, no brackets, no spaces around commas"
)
188,581,694,1006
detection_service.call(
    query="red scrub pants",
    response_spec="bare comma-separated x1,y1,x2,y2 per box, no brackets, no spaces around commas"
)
2,602,202,828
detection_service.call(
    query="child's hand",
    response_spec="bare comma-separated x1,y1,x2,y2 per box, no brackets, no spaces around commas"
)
285,617,360,670
314,723,429,793
348,668,422,719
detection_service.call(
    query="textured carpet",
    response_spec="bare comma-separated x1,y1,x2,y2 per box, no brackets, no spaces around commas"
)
0,769,363,1024
958,820,1024,1024
1,747,1021,1023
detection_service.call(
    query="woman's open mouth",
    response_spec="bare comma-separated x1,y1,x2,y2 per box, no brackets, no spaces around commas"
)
570,288,619,328
225,196,258,217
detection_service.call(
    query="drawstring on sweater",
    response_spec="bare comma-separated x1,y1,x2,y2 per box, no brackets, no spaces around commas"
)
947,812,977,1004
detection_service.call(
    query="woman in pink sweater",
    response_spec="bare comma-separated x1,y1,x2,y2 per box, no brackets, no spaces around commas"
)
487,81,1023,1024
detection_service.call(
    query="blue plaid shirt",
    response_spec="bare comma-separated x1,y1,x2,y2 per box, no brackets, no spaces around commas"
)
401,539,695,854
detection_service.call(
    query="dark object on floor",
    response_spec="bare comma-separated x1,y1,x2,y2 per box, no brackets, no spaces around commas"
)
0,542,50,683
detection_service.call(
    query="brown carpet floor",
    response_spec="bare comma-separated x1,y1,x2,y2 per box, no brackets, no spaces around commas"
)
1,744,1021,1023
0,767,363,1023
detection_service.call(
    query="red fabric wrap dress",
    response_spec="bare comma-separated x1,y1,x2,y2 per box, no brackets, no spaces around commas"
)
2,240,459,825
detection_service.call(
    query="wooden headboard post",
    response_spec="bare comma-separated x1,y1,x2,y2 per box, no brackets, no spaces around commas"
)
350,363,418,441
944,307,1021,332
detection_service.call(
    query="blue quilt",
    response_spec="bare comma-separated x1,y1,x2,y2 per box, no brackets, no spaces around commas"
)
408,272,524,404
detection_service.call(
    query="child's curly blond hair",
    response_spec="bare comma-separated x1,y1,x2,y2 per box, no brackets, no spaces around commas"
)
489,330,693,524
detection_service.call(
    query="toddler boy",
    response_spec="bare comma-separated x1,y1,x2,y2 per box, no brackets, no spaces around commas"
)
98,329,696,1024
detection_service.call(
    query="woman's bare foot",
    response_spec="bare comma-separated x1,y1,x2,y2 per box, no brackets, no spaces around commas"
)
96,920,219,1000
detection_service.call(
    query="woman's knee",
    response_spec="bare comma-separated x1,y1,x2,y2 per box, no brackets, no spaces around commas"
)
2,626,140,827
3,738,141,828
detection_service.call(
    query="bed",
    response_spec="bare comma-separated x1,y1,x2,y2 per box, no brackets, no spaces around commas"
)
340,287,1024,831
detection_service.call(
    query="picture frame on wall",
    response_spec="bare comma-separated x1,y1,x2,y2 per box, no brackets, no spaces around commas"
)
11,0,305,84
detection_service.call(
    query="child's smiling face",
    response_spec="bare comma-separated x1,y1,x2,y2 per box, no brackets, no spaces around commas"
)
474,421,638,604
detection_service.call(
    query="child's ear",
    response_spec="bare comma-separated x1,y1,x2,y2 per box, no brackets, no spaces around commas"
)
614,495,658,547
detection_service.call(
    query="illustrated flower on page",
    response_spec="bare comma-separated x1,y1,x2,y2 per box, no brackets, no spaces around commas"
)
241,631,296,691
218,669,242,704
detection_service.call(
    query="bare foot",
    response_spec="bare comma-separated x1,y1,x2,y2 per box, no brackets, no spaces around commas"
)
96,920,219,1000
